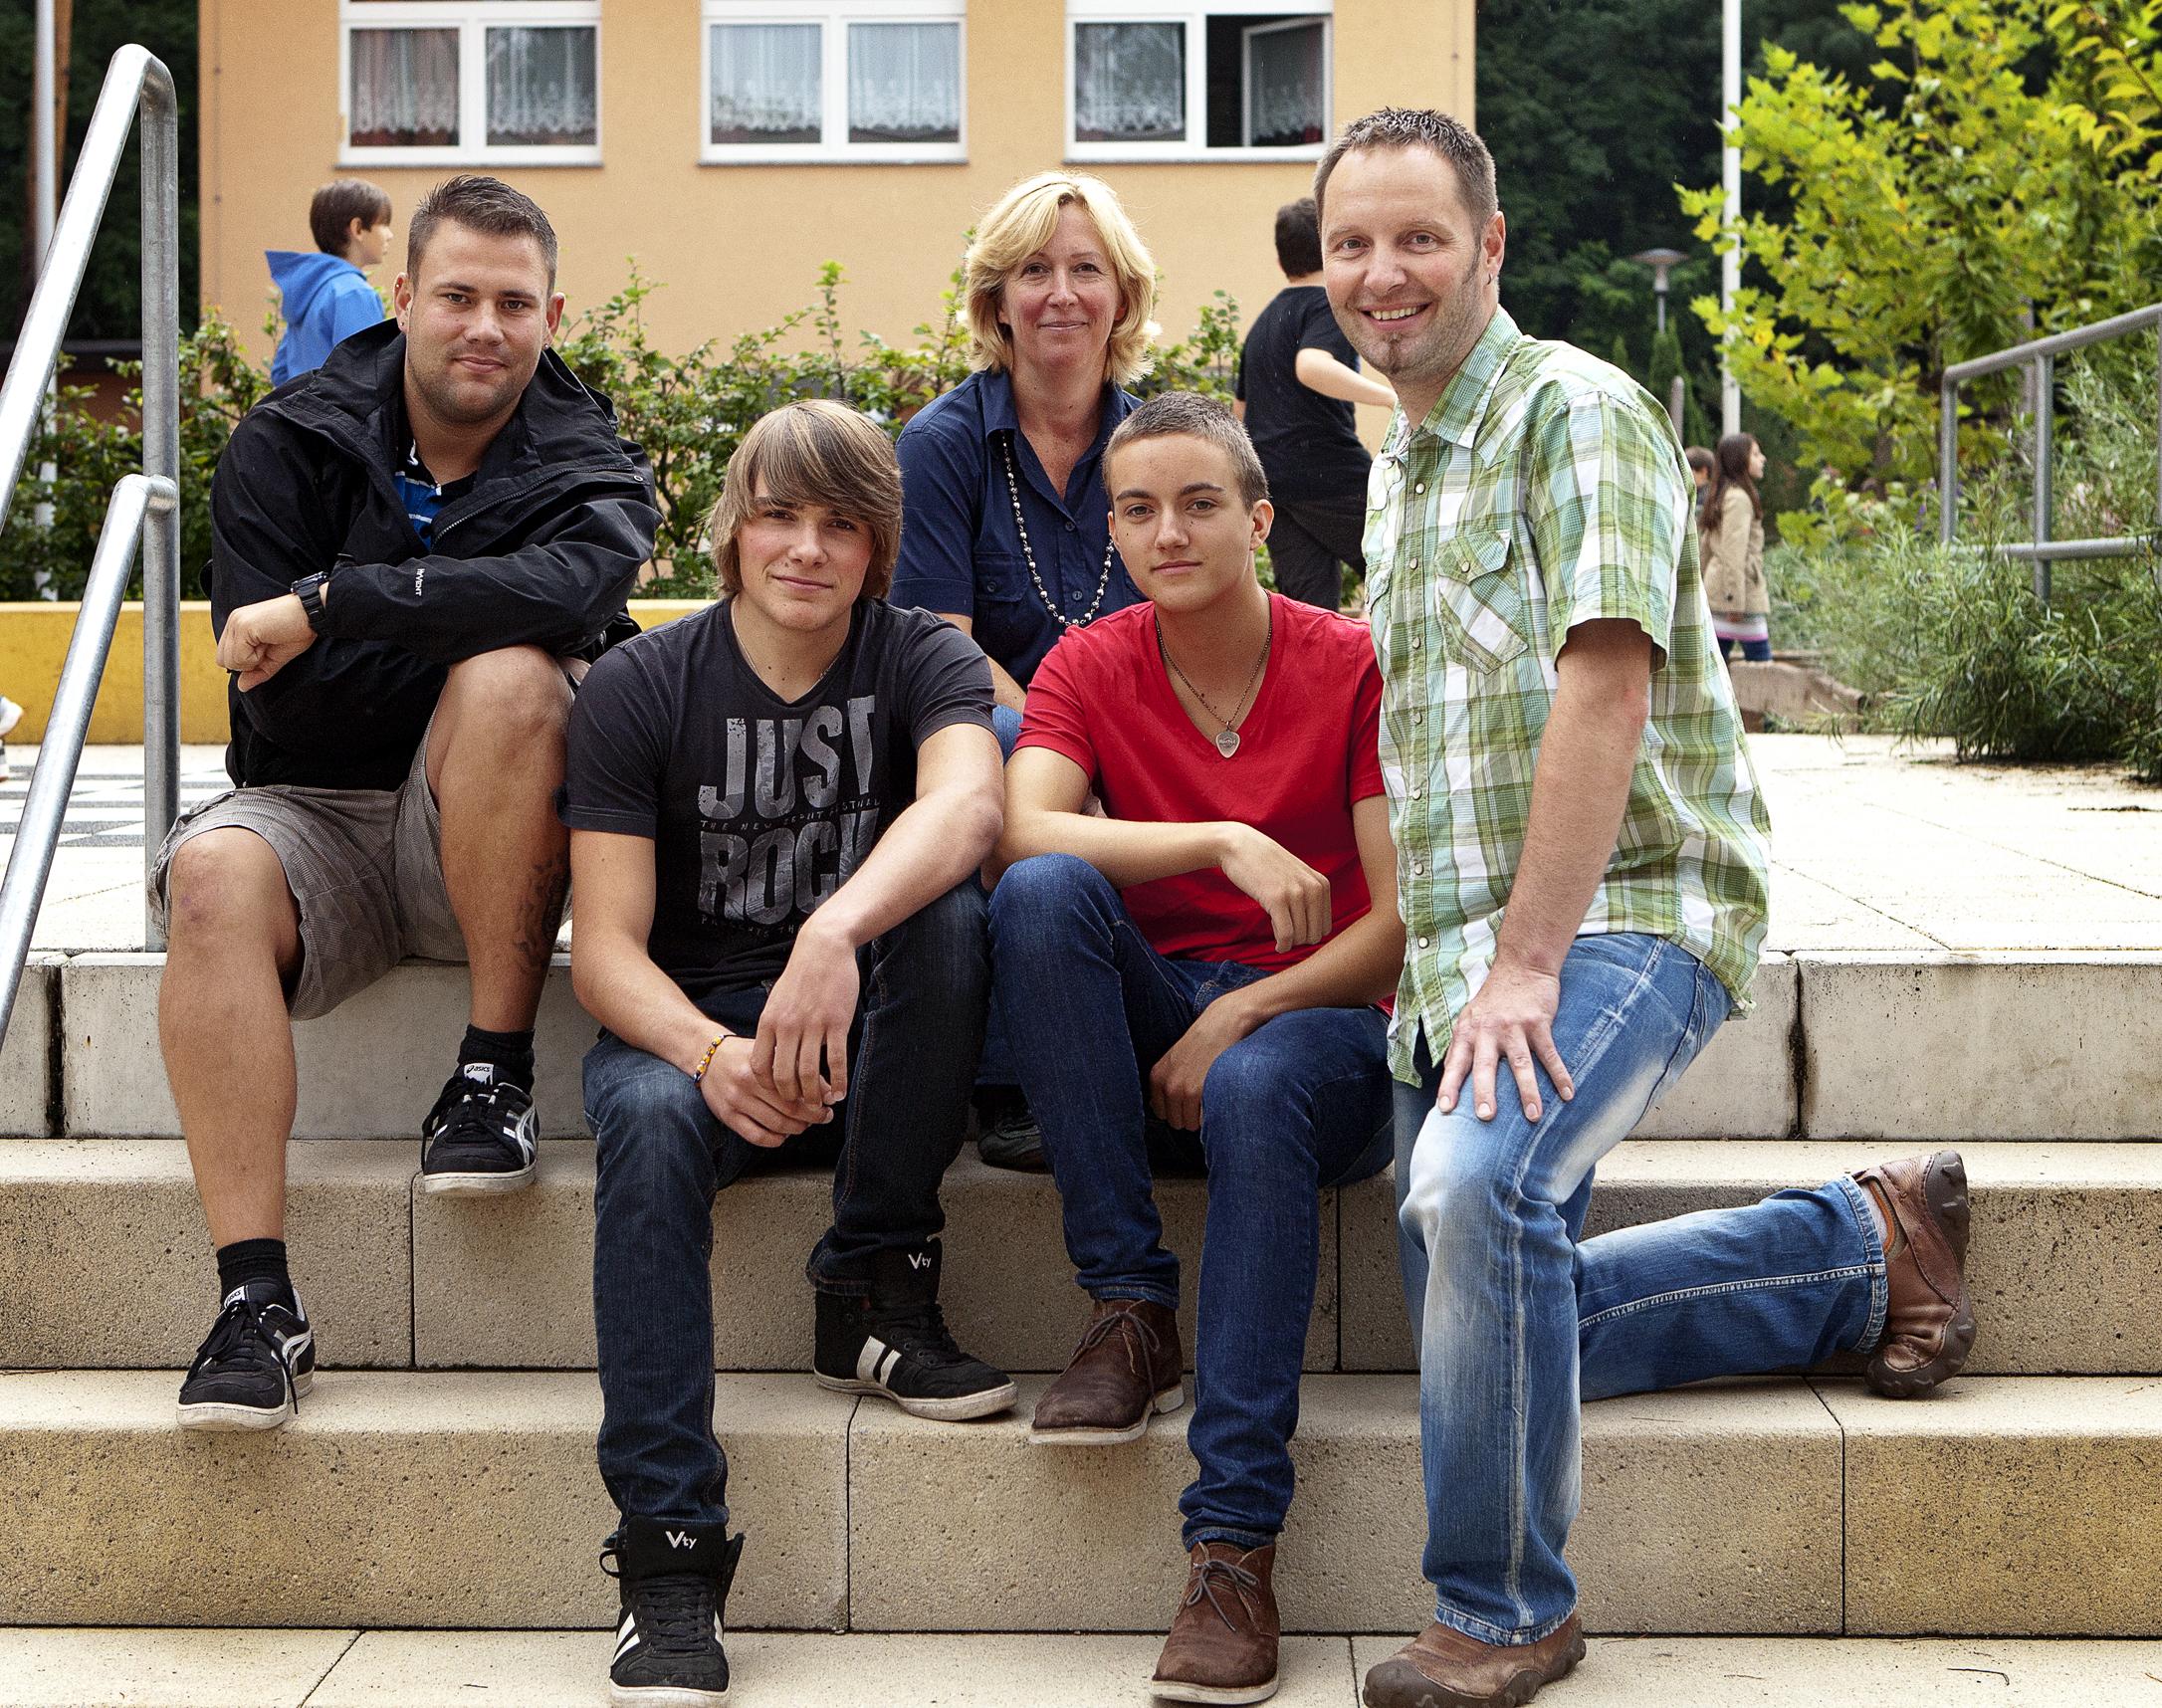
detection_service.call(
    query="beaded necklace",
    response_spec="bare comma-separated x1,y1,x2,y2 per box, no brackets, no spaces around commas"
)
998,434,1115,629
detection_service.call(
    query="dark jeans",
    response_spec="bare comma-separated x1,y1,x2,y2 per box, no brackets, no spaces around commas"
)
989,853,1393,1549
1719,634,1774,662
1264,481,1369,612
586,881,988,1528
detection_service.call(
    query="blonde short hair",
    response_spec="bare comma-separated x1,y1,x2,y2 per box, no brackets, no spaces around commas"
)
708,401,904,602
964,171,1161,387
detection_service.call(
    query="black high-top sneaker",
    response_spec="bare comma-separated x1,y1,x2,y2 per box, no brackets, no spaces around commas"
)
175,1282,316,1431
812,1239,1018,1420
419,1061,539,1195
601,1516,747,1707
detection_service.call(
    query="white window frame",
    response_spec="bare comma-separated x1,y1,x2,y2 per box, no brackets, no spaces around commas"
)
700,1,969,165
339,1,604,168
1065,1,1330,164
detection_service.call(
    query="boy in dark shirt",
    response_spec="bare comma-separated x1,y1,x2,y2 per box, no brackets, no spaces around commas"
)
563,400,1014,1706
1234,196,1396,612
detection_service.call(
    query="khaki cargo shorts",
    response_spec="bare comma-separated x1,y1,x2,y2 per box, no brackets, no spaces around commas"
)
149,728,465,1021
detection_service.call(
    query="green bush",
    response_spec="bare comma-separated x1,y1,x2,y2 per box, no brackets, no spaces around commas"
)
1,263,1244,603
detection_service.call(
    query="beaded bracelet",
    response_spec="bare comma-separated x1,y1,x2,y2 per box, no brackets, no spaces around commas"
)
691,1030,732,1083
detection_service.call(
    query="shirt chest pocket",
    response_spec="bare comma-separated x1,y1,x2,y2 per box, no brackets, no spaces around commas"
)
1430,527,1529,675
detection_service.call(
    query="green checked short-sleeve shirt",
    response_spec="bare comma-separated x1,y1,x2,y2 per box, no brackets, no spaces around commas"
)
1365,307,1772,1084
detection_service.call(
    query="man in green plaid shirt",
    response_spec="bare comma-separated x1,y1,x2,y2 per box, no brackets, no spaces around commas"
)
1319,109,1978,1708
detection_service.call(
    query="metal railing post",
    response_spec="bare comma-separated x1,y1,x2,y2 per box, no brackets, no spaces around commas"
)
2033,352,2054,605
138,57,181,947
1938,375,1959,547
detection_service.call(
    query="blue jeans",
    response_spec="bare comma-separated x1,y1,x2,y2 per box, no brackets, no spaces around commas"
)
1719,634,1774,662
585,881,989,1529
973,703,1027,1091
991,853,1394,1548
1395,933,1884,1645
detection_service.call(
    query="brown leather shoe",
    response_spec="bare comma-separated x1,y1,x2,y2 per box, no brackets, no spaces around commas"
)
1361,1613,1585,1708
1151,1541,1279,1705
1028,1298,1183,1445
1849,1151,1976,1397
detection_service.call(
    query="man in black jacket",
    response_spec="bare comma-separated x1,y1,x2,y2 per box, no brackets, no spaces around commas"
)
153,175,659,1432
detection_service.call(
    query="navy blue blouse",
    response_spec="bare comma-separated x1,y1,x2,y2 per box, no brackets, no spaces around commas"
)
889,367,1144,688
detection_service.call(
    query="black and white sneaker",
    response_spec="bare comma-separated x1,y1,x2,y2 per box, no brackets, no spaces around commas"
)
175,1283,316,1431
813,1239,1018,1421
601,1516,747,1707
419,1063,539,1195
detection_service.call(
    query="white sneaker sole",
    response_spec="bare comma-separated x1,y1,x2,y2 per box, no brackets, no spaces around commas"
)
1028,1384,1186,1446
609,1684,728,1707
813,1373,1019,1421
176,1369,313,1432
420,1163,538,1196
1149,1673,1280,1705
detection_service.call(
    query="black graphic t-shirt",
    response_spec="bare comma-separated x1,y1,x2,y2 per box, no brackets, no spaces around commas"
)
560,598,994,1001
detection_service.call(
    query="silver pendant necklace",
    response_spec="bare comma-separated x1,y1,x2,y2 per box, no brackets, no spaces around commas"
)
1000,434,1115,628
1157,604,1271,758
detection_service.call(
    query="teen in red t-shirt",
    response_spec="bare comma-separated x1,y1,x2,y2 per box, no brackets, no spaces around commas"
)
986,393,1404,1707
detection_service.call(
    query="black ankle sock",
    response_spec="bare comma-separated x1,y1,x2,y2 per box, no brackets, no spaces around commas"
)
459,1024,536,1092
216,1238,294,1309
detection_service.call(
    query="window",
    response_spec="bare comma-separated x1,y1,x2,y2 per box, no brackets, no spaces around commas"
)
342,3,601,165
1067,3,1328,161
703,3,967,163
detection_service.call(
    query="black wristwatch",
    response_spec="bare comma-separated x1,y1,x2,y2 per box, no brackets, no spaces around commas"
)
291,571,329,630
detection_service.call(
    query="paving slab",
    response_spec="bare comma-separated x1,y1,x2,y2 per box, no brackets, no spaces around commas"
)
1798,953,2162,1140
1339,1141,2162,1376
1821,1376,2162,1635
0,957,55,1136
414,1147,1337,1375
1350,1635,2162,1707
846,1376,1841,1635
0,1141,412,1368
0,1628,355,1708
305,1630,1360,1707
60,955,599,1139
0,1372,847,1630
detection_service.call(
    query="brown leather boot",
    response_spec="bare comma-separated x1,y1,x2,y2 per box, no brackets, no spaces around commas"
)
1361,1613,1585,1708
1151,1541,1280,1705
1849,1150,1976,1397
1027,1298,1183,1445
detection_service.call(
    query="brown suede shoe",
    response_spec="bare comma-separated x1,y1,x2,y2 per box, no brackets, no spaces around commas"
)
1361,1613,1585,1708
1028,1298,1184,1445
1849,1150,1976,1397
1151,1541,1279,1705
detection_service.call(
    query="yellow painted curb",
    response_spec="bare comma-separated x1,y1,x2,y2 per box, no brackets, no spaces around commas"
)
0,600,712,747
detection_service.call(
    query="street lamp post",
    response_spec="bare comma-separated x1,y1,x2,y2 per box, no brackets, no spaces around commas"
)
1627,246,1690,336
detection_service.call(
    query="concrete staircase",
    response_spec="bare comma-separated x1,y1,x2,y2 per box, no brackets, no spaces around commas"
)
3,949,2160,1705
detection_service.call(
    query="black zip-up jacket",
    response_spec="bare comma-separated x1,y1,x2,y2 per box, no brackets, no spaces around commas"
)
209,319,660,789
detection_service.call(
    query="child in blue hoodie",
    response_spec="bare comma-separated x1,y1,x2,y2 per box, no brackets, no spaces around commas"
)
266,179,392,388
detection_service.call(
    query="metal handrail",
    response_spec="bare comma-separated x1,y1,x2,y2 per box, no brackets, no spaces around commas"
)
0,45,180,1050
1937,303,2162,602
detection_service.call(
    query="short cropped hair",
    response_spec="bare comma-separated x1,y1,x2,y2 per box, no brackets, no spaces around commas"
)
311,178,392,256
964,171,1161,387
406,174,559,288
1274,197,1322,277
1313,107,1499,234
708,401,904,602
1106,392,1269,510
1685,445,1716,477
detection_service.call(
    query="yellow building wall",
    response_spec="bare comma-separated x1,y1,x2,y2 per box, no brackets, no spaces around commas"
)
199,0,1473,366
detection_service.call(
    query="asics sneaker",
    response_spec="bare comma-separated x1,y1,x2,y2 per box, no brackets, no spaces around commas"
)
175,1283,315,1431
420,1062,539,1195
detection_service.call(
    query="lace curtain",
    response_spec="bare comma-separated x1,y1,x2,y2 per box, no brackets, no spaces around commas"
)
349,28,459,147
711,23,822,144
848,23,960,143
1246,21,1323,146
487,26,598,146
1074,21,1184,143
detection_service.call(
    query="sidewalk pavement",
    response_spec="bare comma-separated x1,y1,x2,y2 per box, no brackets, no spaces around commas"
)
3,736,2158,955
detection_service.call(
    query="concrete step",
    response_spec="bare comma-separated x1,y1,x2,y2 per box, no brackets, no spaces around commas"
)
4,1629,2159,1708
0,1373,2154,1636
0,1140,2153,1379
2,1140,2155,1379
16,948,2162,1143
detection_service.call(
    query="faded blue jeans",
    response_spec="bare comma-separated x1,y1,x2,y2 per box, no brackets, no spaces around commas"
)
991,853,1394,1549
1395,933,1885,1645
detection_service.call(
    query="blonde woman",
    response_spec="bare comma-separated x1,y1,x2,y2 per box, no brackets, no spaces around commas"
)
890,170,1163,1168
1701,432,1772,661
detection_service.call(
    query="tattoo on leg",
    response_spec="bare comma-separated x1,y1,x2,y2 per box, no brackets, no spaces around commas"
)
513,857,570,971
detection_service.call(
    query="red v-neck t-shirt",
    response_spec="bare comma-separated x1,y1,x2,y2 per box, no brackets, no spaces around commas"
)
1016,591,1386,972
